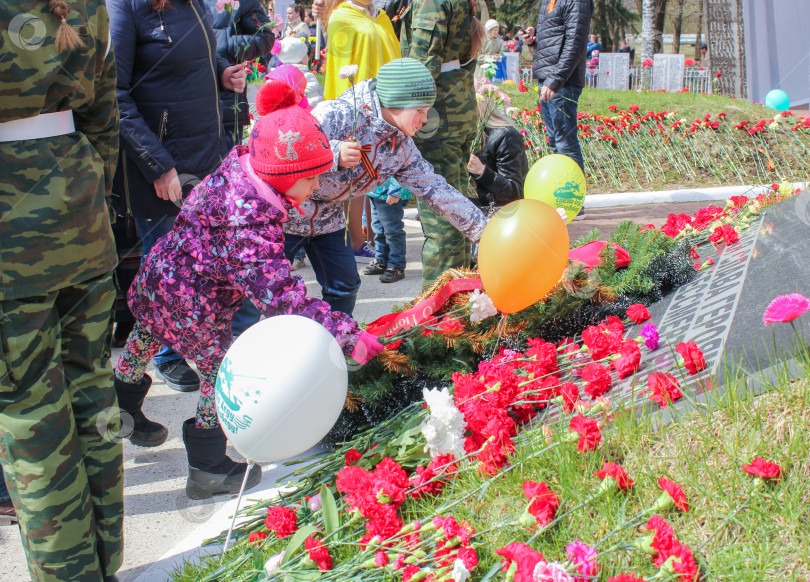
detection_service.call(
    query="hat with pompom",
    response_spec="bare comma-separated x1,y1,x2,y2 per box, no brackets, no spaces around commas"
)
249,80,333,194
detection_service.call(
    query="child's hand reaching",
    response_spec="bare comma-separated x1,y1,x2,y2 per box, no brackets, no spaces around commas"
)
350,331,384,365
339,140,362,168
385,195,400,205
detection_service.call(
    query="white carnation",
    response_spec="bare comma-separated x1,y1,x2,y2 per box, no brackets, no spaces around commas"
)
421,388,466,459
468,289,498,323
451,559,471,582
264,552,285,575
339,64,359,80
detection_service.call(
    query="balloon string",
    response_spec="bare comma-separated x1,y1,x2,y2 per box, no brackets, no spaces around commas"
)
489,314,508,359
222,460,257,558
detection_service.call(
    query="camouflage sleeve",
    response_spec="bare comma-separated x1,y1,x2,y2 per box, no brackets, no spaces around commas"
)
395,138,487,241
73,3,119,198
108,0,175,182
403,0,447,80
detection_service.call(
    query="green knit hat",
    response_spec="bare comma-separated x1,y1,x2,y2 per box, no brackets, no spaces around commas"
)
375,58,436,109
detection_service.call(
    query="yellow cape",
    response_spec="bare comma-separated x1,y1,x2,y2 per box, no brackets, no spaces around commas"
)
323,3,402,101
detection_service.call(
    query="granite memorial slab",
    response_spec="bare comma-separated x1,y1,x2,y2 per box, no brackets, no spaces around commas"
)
614,189,810,412
652,54,685,93
598,53,630,91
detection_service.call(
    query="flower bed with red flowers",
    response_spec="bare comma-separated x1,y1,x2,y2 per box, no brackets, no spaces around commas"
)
174,188,810,582
512,102,810,193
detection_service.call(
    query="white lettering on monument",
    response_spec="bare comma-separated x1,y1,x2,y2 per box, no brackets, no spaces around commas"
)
652,54,685,92
599,53,630,91
615,214,762,403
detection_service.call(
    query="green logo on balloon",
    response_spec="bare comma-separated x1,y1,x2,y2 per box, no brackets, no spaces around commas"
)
523,154,587,223
216,359,255,435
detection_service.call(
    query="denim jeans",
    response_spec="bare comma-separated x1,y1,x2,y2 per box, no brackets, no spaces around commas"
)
539,84,584,172
0,465,9,502
284,228,361,317
230,301,262,340
369,197,407,269
134,216,183,365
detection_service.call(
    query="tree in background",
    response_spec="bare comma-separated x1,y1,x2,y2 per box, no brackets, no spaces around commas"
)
591,0,638,52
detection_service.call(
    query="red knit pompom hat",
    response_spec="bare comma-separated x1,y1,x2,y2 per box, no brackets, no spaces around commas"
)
249,80,334,194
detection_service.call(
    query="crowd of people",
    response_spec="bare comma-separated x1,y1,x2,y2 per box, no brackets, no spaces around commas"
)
0,0,594,580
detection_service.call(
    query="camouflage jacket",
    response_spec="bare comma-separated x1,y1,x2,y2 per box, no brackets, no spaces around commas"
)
282,80,487,242
398,0,477,141
0,1,118,301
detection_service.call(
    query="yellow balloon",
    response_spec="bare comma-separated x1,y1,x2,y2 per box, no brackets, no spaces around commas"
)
478,199,570,314
524,154,586,223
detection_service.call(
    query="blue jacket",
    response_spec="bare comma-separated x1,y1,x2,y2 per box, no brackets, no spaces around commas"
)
109,0,230,219
205,0,275,132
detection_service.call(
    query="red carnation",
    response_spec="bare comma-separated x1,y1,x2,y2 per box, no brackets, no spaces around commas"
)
581,325,612,360
402,564,420,581
555,382,580,412
743,457,782,481
344,448,362,466
594,462,634,491
569,413,602,451
667,543,700,581
264,506,298,538
248,531,268,543
522,481,559,526
496,542,545,582
675,342,706,374
657,477,689,512
626,303,651,324
613,340,641,379
708,225,739,245
646,372,682,408
580,363,612,398
305,536,333,570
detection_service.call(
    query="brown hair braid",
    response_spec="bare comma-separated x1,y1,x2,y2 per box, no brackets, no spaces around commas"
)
468,0,483,59
49,0,85,52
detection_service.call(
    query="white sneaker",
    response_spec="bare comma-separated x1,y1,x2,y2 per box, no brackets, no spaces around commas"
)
291,255,306,270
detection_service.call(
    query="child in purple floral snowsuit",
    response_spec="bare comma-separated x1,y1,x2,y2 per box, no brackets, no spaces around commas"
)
113,81,384,500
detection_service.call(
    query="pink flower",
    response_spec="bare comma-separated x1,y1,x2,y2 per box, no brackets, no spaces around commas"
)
762,293,810,325
566,540,599,582
533,561,574,582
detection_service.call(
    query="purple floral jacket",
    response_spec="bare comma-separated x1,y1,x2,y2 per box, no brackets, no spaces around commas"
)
128,147,363,359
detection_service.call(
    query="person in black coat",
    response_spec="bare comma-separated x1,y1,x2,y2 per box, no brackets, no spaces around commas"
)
532,0,592,218
109,0,246,393
467,99,529,210
206,0,275,148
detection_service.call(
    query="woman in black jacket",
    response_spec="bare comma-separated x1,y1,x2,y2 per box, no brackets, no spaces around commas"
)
467,98,529,210
206,0,276,148
108,0,259,499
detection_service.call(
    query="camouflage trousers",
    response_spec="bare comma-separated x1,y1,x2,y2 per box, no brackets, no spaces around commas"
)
0,273,123,582
416,134,475,288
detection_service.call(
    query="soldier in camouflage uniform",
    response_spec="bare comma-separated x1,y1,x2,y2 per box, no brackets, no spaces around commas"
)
0,2,123,581
399,0,481,288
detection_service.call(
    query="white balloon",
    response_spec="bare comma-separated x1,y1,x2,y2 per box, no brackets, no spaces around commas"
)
215,315,348,462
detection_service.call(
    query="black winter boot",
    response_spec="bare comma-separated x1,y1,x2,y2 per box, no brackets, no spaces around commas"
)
114,375,169,447
182,418,262,500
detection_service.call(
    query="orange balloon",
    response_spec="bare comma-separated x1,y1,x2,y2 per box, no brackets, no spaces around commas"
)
478,199,570,314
